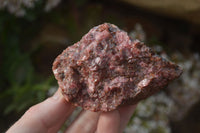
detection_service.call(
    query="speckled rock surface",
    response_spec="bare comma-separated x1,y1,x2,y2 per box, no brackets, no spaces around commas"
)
52,23,182,112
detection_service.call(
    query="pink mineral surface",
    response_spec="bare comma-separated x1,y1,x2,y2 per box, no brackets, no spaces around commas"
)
52,23,182,112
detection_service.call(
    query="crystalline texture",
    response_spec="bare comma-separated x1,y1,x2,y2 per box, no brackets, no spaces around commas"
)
52,23,182,112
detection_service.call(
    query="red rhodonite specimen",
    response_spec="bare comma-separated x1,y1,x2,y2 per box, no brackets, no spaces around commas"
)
52,23,182,112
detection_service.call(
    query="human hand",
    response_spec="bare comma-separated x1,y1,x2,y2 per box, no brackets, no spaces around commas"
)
6,88,137,133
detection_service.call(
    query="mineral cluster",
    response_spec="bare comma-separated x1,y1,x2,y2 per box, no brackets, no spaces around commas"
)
52,23,182,112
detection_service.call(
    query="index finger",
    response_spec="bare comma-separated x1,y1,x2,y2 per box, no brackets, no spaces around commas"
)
7,88,75,133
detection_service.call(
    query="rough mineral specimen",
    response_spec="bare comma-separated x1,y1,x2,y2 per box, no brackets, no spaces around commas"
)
52,23,182,112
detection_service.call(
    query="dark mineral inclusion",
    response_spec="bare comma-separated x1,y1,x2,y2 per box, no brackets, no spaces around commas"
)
53,23,182,112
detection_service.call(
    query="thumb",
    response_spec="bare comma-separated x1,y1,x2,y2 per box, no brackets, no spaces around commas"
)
7,88,75,133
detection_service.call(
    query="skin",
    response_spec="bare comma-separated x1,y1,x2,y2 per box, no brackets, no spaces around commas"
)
6,88,137,133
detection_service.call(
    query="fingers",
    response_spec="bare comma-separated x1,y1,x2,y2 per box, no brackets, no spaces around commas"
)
65,105,136,133
118,104,137,133
65,110,100,133
6,88,75,133
6,86,137,133
96,104,137,133
96,110,121,133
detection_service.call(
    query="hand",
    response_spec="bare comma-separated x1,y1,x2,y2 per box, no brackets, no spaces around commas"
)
6,88,137,133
